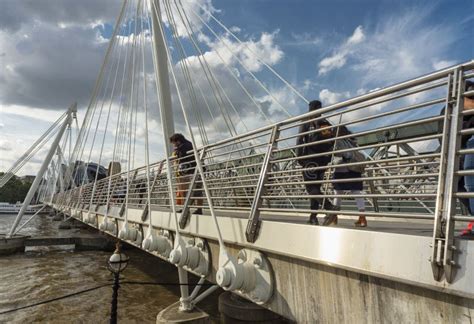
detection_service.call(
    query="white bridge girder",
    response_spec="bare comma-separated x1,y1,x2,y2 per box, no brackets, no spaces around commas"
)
55,204,474,301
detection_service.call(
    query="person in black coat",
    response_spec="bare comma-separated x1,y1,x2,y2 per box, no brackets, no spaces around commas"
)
296,100,337,225
170,133,202,214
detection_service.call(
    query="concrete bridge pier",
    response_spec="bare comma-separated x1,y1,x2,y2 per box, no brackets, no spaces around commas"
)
0,234,29,255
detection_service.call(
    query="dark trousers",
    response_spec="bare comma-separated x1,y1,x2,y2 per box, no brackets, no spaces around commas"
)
302,167,332,212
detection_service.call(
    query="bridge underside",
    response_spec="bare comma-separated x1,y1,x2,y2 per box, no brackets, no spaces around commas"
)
52,204,474,323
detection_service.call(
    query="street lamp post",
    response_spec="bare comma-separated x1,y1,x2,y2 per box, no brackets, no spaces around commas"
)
108,242,129,324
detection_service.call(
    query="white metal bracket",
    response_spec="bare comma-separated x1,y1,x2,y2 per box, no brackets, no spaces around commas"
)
216,248,274,305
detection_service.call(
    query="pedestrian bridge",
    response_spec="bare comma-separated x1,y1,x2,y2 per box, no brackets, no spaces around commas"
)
3,0,473,321
49,61,474,322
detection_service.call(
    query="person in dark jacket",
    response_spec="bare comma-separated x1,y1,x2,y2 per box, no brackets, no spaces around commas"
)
460,80,474,236
438,80,474,235
332,136,367,227
296,100,337,225
170,133,202,215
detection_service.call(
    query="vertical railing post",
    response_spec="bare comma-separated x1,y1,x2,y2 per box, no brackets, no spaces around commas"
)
245,125,280,243
430,69,462,282
442,68,466,283
179,149,207,228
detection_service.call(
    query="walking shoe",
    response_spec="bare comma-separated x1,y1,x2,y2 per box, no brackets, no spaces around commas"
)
322,214,338,226
354,216,367,228
193,208,203,215
460,221,474,237
307,213,319,225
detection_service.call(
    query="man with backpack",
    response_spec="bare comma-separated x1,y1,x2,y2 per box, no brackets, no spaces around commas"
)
296,100,337,225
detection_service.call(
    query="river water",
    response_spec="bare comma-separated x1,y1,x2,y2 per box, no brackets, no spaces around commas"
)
0,214,220,323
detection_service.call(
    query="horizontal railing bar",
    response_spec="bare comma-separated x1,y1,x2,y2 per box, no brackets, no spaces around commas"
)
276,97,445,143
273,134,442,165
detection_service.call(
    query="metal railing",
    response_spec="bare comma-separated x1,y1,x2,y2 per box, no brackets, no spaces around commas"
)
51,60,474,283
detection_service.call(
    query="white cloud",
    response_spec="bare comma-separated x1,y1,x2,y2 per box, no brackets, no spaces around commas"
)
432,59,456,70
318,52,347,75
347,25,365,45
318,25,365,75
192,30,284,73
319,89,350,105
0,139,13,151
229,26,241,33
287,32,322,46
159,0,218,38
317,7,461,89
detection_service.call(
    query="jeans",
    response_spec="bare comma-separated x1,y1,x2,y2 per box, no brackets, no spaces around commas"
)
464,136,474,213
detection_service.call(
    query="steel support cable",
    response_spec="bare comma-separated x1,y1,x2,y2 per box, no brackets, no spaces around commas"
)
73,0,133,212
162,1,237,139
6,123,61,184
117,24,137,166
114,12,135,165
131,4,143,171
115,3,138,171
140,0,153,226
87,6,129,211
162,0,210,145
177,0,275,127
171,0,248,147
124,0,142,225
151,0,226,248
70,27,125,192
195,3,308,105
170,2,241,139
0,113,66,187
188,5,292,118
70,0,129,169
0,131,58,189
162,0,206,144
171,0,267,201
181,2,296,210
103,7,136,218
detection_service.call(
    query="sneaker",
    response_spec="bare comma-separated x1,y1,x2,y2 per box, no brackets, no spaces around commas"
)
460,221,474,237
193,208,203,215
307,214,319,225
322,214,338,226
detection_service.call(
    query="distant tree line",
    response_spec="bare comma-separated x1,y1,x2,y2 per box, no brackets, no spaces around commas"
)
0,173,33,203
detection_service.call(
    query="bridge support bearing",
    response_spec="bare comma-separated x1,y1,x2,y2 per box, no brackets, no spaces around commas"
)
118,223,143,246
216,249,274,305
74,210,83,220
84,212,98,226
142,230,173,258
169,237,211,277
99,219,118,236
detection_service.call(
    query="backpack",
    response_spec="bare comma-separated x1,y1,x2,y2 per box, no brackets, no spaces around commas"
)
333,139,366,173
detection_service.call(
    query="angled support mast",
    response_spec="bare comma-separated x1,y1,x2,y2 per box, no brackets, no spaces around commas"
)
7,103,77,237
150,0,175,144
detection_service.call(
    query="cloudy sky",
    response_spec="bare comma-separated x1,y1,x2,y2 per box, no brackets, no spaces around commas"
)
0,0,473,176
